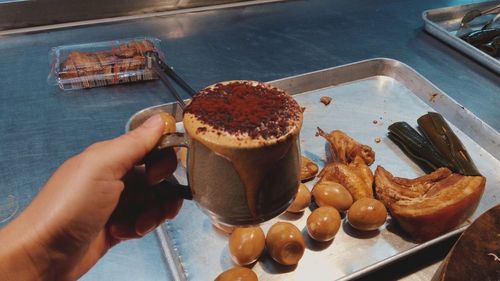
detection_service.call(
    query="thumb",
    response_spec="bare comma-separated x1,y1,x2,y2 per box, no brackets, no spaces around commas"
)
87,114,165,179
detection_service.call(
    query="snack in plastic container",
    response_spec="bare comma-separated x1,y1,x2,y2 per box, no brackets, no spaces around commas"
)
48,37,163,90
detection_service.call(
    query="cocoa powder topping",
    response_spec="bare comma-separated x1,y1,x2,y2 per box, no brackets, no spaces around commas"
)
184,81,301,139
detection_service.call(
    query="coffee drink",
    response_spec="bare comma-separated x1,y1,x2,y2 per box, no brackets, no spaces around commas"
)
183,80,303,225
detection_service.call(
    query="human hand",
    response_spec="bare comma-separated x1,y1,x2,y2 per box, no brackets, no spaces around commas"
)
0,114,182,281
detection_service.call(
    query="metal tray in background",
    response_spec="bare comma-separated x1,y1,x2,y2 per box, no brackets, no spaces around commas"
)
422,1,500,75
127,58,500,281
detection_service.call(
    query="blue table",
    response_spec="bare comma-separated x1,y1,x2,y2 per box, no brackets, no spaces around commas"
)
0,0,498,280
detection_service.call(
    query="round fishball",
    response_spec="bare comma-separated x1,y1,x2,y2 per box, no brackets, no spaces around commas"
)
215,266,258,281
229,226,265,265
158,112,177,134
347,198,387,231
312,180,353,211
306,206,341,241
287,183,311,213
265,222,305,265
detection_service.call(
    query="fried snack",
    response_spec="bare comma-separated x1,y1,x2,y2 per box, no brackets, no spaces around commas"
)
300,156,319,182
287,183,311,213
58,40,156,88
318,155,374,201
317,128,375,165
374,166,486,241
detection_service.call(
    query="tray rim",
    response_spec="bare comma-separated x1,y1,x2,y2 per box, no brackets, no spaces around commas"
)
126,57,499,159
421,0,500,75
125,57,499,280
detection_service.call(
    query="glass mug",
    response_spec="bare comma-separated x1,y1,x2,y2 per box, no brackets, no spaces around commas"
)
127,81,303,226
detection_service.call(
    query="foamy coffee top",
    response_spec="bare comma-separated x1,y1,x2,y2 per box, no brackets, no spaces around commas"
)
183,81,303,148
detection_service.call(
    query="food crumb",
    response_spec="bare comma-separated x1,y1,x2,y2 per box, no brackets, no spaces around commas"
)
320,96,332,106
196,127,207,134
374,137,381,143
373,120,378,124
429,93,439,102
301,107,306,113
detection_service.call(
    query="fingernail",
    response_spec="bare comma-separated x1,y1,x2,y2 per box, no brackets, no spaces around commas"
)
141,114,163,128
135,217,158,236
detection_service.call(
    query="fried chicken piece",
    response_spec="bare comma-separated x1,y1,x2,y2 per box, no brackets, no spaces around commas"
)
128,56,146,71
95,51,115,83
59,57,78,79
113,44,136,58
95,51,116,66
318,156,374,200
71,52,102,75
317,128,375,165
128,40,155,55
113,40,155,58
374,166,485,241
58,40,155,87
300,156,319,182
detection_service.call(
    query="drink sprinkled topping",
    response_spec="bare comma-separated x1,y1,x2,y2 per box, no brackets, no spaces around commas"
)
184,81,301,140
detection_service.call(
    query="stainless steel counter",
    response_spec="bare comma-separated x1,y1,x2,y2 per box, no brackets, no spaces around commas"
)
0,0,498,280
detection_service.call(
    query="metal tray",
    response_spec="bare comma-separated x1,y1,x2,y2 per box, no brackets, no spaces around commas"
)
127,58,500,281
422,1,500,74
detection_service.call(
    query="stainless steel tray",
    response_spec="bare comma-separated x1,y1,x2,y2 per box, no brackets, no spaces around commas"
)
127,58,500,281
422,1,500,74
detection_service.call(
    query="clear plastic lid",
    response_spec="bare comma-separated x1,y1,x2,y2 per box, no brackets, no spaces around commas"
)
48,37,164,90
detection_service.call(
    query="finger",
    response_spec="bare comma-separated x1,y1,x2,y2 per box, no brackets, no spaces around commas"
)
161,196,183,220
87,114,165,179
145,148,178,185
134,207,164,236
153,183,185,220
109,223,142,240
134,196,183,236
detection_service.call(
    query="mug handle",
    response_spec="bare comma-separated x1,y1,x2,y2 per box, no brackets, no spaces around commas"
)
145,132,193,200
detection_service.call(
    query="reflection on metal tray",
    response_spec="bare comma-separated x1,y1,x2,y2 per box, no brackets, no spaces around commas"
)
422,1,500,74
127,58,500,281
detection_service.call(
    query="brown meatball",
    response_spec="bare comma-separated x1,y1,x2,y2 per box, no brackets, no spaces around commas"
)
158,112,176,134
347,198,387,231
229,227,265,265
287,183,311,213
215,266,258,281
265,222,305,265
306,206,341,241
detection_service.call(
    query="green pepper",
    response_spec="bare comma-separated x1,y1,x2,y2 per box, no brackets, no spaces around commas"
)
417,112,481,176
388,121,452,173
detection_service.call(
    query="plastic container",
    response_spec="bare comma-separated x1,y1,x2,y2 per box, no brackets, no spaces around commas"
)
48,37,163,90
